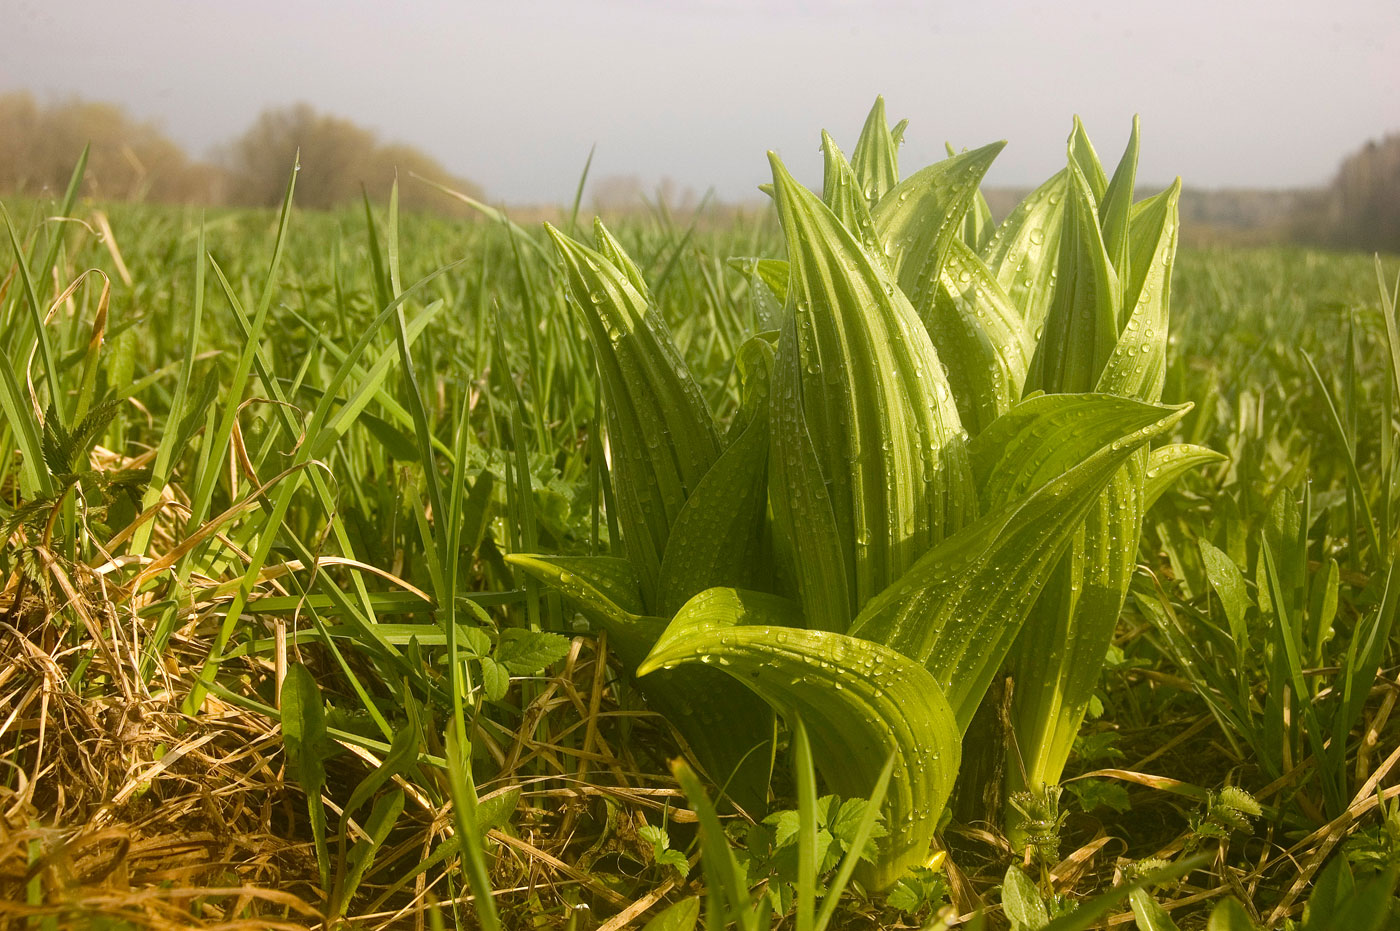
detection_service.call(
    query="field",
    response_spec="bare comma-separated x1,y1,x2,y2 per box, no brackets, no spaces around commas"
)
2,114,1399,931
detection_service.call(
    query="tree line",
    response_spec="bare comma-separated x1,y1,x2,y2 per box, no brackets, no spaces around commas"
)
0,93,483,213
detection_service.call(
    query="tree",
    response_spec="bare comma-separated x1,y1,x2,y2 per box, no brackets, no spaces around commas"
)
222,103,483,212
1293,133,1400,253
0,91,219,203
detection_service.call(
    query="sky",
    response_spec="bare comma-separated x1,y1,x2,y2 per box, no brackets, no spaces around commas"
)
3,0,1398,204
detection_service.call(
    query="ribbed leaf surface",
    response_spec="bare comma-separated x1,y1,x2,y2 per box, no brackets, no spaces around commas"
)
850,96,902,206
850,395,1188,727
506,553,773,810
982,169,1069,335
639,587,960,889
545,223,721,605
770,152,975,612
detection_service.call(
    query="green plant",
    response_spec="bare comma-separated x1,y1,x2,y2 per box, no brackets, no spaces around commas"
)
512,98,1208,886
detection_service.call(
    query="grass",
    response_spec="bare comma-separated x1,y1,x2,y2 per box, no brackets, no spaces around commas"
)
1,111,1399,930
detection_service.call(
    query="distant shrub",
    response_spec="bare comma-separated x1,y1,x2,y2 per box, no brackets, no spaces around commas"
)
0,91,221,203
221,103,484,213
1293,133,1400,253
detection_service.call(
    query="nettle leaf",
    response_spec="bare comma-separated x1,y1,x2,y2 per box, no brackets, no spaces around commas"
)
852,394,1187,726
983,168,1069,335
545,222,721,605
281,662,332,885
479,656,510,702
640,587,961,890
850,95,901,206
772,149,975,611
506,553,774,811
494,629,571,675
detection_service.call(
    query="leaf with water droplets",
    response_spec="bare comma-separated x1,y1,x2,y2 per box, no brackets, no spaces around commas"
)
1098,180,1181,401
1143,443,1226,509
872,141,1005,317
639,587,960,890
822,131,886,268
658,337,774,614
850,96,902,206
1099,116,1140,287
771,150,975,613
546,223,721,606
982,169,1069,334
507,553,774,810
924,238,1033,435
1026,156,1121,395
850,394,1188,727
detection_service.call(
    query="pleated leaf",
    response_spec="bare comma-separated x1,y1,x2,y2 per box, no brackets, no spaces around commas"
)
771,151,975,611
947,142,996,253
982,169,1069,334
924,238,1033,435
1026,158,1121,395
850,95,901,206
1099,116,1140,288
1144,443,1226,508
658,337,774,614
769,315,854,632
506,553,773,810
546,223,721,605
850,395,1188,727
822,131,885,266
639,587,960,889
1068,116,1108,203
872,141,1006,319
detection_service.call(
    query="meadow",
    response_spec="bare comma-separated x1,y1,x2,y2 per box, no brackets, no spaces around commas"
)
1,103,1398,931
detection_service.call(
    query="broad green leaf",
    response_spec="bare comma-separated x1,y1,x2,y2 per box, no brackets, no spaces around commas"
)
1200,539,1250,646
768,317,854,632
281,662,331,886
658,337,773,614
983,169,1069,334
821,131,884,265
946,143,997,253
771,150,975,610
850,95,900,206
1143,443,1226,509
642,896,701,931
852,395,1188,726
1010,457,1143,795
925,238,1033,434
1205,898,1254,931
1099,116,1141,283
1098,181,1181,401
872,142,1006,319
1002,864,1050,930
1129,888,1182,931
1068,116,1108,203
545,223,721,604
505,553,774,811
1026,158,1121,395
641,587,961,889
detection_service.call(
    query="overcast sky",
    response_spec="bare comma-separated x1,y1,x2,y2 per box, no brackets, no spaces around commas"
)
4,0,1398,204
